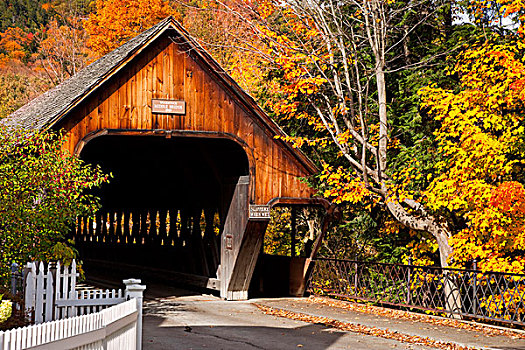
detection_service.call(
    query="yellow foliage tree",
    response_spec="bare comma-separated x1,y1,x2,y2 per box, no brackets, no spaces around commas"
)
420,39,525,273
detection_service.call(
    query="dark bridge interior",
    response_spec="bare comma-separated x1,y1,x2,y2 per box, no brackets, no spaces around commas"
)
74,135,249,282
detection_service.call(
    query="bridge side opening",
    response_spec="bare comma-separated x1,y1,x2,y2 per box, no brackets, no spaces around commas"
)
250,204,332,298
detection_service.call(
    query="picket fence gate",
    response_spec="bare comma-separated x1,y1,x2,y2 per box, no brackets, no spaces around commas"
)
0,298,139,350
23,260,126,324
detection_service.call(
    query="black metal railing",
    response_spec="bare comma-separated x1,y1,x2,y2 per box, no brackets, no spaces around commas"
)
307,258,525,327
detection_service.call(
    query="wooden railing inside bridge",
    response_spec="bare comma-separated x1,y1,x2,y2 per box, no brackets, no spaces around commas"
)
73,208,222,278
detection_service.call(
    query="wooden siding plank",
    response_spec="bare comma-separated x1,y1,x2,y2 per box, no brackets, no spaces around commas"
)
146,50,154,130
216,86,225,133
183,54,195,131
121,69,130,129
136,55,145,129
152,49,160,129
129,63,138,130
173,41,184,100
195,64,203,131
206,76,217,132
109,75,119,130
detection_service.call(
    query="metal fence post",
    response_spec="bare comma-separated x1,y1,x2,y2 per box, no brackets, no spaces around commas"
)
354,261,358,294
472,259,477,316
124,279,147,350
10,262,19,296
406,257,412,305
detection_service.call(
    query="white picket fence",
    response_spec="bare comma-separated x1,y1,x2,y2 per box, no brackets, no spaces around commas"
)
4,259,146,350
0,298,139,350
23,260,126,323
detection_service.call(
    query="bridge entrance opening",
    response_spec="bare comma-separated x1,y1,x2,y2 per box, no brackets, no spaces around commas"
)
73,134,250,290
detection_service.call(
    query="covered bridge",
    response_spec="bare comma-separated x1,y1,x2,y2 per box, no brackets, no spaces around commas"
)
6,17,334,300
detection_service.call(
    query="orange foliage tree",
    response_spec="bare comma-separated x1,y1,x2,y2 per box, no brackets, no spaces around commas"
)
85,0,179,57
0,27,33,68
182,0,266,95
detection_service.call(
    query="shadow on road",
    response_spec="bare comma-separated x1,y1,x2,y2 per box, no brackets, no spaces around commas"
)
143,314,348,350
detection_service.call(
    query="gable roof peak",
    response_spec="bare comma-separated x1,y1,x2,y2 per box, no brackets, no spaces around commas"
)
3,17,317,173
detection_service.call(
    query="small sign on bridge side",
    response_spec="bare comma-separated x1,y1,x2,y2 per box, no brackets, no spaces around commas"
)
225,234,233,250
249,205,270,220
151,99,186,115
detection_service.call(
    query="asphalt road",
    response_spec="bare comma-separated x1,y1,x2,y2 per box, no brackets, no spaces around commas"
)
87,272,525,350
142,287,430,350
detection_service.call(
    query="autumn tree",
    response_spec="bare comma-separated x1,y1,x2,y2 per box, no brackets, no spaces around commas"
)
182,0,267,94
233,0,525,275
208,0,464,267
37,15,92,85
85,0,179,57
0,27,34,68
420,36,525,273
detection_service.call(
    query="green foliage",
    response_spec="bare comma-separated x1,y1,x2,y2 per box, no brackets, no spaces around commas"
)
319,208,411,263
0,0,52,32
264,207,292,256
0,126,108,286
264,207,324,258
387,23,490,194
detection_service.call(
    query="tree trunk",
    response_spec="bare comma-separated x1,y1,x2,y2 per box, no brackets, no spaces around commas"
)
384,198,461,318
376,68,388,175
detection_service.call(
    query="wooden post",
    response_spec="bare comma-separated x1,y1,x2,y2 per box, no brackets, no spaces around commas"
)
44,265,54,321
220,176,249,299
124,279,146,350
70,260,78,317
35,262,44,324
226,220,269,299
24,262,36,321
220,176,271,300
55,261,62,319
291,207,297,258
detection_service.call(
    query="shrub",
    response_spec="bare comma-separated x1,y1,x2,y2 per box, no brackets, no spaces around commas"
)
0,125,108,286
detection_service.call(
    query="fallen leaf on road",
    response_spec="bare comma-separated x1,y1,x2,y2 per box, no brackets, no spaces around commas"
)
307,296,525,339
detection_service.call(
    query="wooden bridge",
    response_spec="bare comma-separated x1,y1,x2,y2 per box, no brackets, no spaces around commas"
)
6,17,335,300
